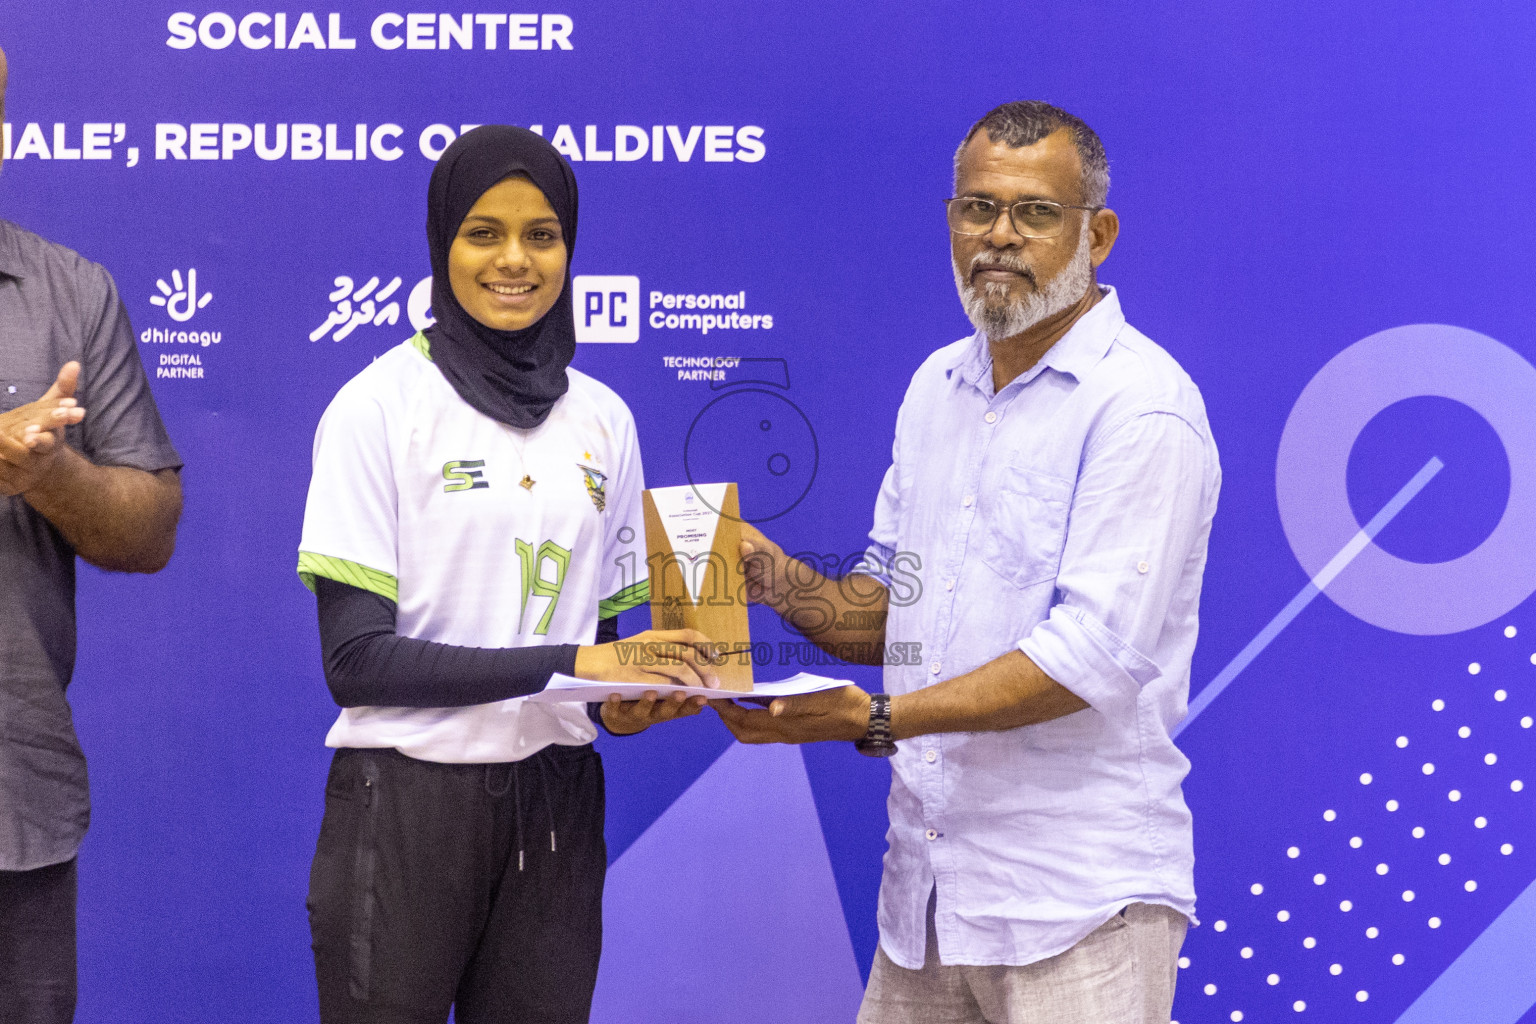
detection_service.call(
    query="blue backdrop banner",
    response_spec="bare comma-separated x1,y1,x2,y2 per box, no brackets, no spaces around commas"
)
5,3,1536,1022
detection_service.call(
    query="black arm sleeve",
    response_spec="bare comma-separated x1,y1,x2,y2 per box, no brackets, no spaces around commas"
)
587,615,622,732
315,576,580,709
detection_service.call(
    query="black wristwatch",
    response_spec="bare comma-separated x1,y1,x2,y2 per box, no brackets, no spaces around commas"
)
855,692,897,758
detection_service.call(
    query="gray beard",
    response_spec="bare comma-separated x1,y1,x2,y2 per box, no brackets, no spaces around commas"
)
953,225,1093,342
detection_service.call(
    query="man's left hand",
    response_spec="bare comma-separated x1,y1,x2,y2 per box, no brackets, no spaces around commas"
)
0,362,86,496
712,686,871,745
0,422,66,496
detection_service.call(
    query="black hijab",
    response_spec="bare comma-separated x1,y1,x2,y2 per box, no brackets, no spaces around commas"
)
424,125,579,429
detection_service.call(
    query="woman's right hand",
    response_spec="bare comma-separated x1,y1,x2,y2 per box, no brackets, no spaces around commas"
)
573,628,722,690
574,629,723,736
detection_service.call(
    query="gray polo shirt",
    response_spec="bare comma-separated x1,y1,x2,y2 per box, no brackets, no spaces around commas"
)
0,218,181,871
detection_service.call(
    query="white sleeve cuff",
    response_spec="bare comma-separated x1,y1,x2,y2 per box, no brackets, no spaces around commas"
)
854,540,898,590
1019,604,1162,720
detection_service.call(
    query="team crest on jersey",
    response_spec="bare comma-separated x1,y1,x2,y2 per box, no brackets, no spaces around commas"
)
578,462,607,512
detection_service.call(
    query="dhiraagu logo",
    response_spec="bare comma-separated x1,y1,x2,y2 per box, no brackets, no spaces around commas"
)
150,268,213,322
442,459,488,492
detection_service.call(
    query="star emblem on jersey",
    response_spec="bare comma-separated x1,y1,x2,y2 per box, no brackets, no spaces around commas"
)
578,463,608,512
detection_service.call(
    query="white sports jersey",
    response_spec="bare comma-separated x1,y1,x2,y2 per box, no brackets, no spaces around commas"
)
298,332,650,763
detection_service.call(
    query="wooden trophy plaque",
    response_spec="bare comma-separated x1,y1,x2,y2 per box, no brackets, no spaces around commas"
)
641,482,754,691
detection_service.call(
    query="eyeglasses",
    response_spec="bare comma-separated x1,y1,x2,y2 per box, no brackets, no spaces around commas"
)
944,197,1101,239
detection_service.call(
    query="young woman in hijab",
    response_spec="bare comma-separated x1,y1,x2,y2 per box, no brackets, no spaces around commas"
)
297,125,715,1024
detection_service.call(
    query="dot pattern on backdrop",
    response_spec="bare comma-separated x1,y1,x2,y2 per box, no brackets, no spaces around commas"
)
1174,620,1534,1022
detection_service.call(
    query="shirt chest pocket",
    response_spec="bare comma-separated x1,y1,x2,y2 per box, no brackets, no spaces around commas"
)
1,379,51,413
977,466,1072,590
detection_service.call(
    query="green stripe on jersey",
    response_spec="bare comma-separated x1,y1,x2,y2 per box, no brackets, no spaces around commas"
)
297,551,400,603
408,331,432,361
598,579,650,618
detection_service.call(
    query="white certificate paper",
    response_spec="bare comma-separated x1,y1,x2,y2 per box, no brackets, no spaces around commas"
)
525,671,852,704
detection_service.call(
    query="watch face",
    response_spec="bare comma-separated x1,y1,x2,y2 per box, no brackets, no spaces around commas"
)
855,740,898,758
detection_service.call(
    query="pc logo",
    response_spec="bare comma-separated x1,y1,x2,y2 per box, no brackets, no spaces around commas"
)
573,275,640,343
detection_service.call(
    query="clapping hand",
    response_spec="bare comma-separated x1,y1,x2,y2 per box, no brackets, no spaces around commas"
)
1,361,84,441
0,362,85,496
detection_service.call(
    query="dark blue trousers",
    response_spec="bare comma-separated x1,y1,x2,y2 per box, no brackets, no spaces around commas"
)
0,857,76,1024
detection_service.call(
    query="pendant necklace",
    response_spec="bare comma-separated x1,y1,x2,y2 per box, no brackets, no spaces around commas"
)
502,425,536,490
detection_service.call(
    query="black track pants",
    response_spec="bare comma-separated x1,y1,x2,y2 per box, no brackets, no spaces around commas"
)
308,744,606,1024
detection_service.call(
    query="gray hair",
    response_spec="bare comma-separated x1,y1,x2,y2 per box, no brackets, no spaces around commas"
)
955,101,1109,207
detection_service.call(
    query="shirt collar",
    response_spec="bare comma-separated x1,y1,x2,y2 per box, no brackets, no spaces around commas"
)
953,284,1126,394
0,221,26,280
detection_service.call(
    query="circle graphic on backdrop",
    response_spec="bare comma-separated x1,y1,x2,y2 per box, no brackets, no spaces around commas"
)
684,388,819,523
1345,396,1510,564
1276,324,1536,635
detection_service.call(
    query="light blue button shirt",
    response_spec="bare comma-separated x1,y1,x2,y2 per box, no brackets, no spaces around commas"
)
858,286,1220,969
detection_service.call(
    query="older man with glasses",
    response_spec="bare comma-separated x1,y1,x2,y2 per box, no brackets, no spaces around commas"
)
715,101,1221,1024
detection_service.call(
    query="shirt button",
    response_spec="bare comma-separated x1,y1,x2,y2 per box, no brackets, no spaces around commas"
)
930,661,942,675
924,749,937,763
6,386,15,394
925,828,938,841
984,411,997,424
962,496,974,508
1138,561,1150,574
945,579,955,592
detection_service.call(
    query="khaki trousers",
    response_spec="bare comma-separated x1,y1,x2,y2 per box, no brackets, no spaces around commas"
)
857,899,1187,1024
